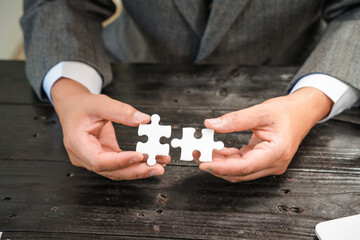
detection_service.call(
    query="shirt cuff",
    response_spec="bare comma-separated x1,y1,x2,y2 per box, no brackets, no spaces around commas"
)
42,61,103,104
289,73,360,123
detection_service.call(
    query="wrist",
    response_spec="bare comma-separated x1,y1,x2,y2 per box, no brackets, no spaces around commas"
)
289,87,334,125
51,78,92,116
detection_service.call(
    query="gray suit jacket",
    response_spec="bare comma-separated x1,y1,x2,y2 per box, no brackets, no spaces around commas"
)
21,0,360,101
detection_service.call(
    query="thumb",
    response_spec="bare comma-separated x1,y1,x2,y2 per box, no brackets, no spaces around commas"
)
91,95,150,126
204,105,268,133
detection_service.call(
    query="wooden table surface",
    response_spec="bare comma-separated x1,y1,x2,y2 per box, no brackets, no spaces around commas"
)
0,61,359,239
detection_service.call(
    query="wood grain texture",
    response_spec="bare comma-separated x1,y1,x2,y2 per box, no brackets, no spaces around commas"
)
0,61,359,239
1,160,359,239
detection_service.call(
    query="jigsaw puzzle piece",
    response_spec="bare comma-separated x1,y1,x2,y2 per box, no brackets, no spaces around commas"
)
198,129,224,162
136,142,169,166
171,127,224,162
136,114,171,166
171,128,196,161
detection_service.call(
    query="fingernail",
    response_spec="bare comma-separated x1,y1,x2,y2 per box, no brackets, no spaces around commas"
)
134,112,149,123
207,118,222,125
149,170,159,177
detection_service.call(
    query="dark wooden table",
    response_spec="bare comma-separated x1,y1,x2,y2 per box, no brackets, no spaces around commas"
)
1,61,359,239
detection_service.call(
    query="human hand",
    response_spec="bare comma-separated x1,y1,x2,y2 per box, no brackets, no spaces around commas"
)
51,78,170,180
199,87,333,182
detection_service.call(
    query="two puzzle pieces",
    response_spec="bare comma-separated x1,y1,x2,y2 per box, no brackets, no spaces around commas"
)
136,114,224,166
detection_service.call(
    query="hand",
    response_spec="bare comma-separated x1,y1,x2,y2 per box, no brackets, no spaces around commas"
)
199,87,333,182
52,78,170,180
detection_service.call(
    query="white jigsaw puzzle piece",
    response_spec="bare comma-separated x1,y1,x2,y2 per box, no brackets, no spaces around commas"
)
136,114,171,166
171,128,224,162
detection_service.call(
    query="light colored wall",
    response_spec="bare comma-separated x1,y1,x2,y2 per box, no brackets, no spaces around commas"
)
0,0,24,60
0,0,122,61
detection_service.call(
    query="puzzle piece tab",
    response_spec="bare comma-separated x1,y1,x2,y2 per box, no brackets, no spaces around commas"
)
136,114,172,166
171,128,224,162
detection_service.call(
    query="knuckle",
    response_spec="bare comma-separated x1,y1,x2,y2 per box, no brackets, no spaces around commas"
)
103,173,121,181
274,167,287,175
228,111,242,123
215,168,227,176
119,103,135,116
97,94,110,102
69,158,81,167
109,175,121,181
63,136,72,151
227,178,240,183
116,161,127,169
242,164,254,175
135,172,146,179
282,149,293,161
90,160,103,173
273,152,292,176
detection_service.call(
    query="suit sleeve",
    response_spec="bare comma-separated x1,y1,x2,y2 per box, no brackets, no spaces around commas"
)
20,0,116,101
288,0,360,91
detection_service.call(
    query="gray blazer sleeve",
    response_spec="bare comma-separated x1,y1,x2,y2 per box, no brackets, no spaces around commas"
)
289,0,360,91
21,0,116,101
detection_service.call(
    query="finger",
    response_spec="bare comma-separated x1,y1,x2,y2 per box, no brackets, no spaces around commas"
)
237,135,261,156
90,95,151,126
67,150,86,168
248,134,263,146
68,145,145,173
216,147,242,156
100,162,165,180
197,148,240,159
143,155,171,165
199,141,280,176
193,151,201,164
90,151,145,172
238,145,253,156
216,168,277,182
156,155,171,165
209,151,240,166
97,121,121,152
194,148,239,165
204,105,270,133
71,128,147,171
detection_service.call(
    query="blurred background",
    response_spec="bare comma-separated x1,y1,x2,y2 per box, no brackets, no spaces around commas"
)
0,0,122,60
0,0,24,60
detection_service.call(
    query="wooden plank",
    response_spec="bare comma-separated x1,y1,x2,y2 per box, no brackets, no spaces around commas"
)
0,232,155,240
0,61,42,105
104,64,295,110
1,61,360,239
0,60,295,109
1,104,360,172
1,60,359,127
0,159,359,239
1,61,359,124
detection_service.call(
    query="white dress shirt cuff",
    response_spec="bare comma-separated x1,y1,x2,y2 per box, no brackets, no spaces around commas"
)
42,61,103,104
289,73,360,123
